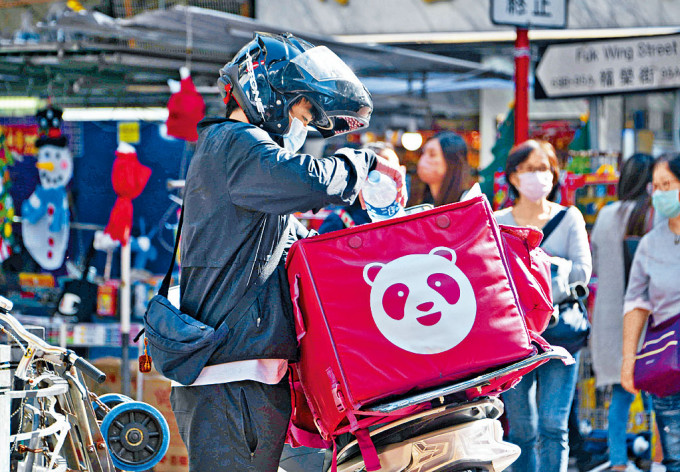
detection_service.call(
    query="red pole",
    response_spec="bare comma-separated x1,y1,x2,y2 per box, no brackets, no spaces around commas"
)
514,27,530,144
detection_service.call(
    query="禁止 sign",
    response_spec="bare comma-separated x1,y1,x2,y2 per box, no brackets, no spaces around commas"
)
491,0,566,29
536,35,680,99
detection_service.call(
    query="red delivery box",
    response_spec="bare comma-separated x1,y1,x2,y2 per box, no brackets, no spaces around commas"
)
286,195,536,438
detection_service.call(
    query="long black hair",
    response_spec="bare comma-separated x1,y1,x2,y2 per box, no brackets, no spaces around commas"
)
423,131,471,206
618,153,654,237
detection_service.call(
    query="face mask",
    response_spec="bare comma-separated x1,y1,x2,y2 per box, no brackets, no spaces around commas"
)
282,116,308,153
517,171,553,202
652,189,680,219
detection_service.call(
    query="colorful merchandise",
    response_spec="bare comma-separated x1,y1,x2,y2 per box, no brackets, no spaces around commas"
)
21,107,72,270
0,129,15,261
97,280,119,317
493,169,510,210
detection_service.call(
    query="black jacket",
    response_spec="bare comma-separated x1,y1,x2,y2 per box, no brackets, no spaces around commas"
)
179,118,376,365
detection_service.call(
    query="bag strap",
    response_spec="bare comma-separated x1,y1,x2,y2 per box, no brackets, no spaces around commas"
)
540,207,569,247
159,206,183,298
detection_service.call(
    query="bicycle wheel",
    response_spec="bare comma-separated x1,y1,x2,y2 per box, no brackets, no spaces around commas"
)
101,401,170,471
93,393,134,421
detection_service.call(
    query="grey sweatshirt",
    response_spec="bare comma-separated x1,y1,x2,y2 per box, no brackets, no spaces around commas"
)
624,220,680,325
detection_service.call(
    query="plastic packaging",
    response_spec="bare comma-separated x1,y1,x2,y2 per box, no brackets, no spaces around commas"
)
362,170,406,222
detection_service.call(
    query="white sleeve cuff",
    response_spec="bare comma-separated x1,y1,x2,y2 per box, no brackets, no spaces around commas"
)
624,298,652,315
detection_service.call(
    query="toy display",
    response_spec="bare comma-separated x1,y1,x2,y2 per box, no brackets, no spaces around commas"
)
561,151,620,227
21,107,72,270
0,129,15,261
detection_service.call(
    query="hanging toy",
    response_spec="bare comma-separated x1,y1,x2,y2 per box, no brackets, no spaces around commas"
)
103,142,152,245
166,66,205,142
0,130,15,262
21,107,72,270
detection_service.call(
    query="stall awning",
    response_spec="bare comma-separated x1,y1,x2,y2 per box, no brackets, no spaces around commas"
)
0,6,510,110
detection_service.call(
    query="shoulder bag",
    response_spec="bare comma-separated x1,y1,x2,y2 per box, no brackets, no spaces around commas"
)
138,207,287,385
634,313,680,397
540,207,591,354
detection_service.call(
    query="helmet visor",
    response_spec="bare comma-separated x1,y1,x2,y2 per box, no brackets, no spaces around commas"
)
290,46,358,82
287,47,372,136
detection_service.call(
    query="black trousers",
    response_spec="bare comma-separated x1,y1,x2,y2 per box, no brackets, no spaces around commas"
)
170,377,291,471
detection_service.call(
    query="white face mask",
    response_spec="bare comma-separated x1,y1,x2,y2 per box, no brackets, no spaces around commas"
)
282,116,308,153
517,171,553,202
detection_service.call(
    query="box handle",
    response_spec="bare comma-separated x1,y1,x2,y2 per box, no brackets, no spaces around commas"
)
292,274,307,342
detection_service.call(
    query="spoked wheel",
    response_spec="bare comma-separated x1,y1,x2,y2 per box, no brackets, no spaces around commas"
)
101,401,170,471
92,393,134,421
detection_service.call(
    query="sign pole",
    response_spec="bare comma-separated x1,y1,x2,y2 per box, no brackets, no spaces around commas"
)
514,27,530,144
120,242,131,398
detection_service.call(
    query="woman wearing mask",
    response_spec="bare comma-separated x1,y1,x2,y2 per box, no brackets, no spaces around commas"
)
417,131,472,205
590,153,655,472
622,154,680,472
495,139,592,472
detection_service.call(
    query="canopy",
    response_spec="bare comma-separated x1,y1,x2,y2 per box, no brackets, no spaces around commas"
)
0,6,510,112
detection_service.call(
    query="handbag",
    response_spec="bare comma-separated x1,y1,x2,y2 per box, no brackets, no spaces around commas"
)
139,207,287,385
54,239,98,323
634,313,680,398
539,207,591,354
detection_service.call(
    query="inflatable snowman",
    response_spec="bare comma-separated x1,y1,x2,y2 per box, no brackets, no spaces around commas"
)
21,108,72,270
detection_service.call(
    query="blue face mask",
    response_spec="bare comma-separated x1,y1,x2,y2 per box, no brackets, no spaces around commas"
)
282,116,308,153
652,189,680,219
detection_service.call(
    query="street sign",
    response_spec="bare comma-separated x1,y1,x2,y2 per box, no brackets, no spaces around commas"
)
491,0,567,29
536,35,680,99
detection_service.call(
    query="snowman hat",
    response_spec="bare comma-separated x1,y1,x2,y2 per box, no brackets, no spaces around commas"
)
35,106,67,148
36,135,67,148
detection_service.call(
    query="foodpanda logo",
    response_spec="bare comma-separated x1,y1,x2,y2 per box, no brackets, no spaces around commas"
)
363,247,477,355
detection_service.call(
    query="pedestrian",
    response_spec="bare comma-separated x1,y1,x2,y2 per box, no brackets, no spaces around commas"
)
590,153,655,472
622,154,680,472
318,141,404,233
495,139,592,472
416,131,472,205
169,32,406,472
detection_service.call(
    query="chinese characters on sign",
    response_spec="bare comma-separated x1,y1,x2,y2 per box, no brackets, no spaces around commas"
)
536,35,680,98
491,0,566,28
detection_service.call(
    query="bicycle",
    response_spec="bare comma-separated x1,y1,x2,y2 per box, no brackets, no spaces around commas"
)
0,295,170,472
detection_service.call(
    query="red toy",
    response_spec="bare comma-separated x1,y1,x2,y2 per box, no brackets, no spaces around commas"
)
104,143,152,245
166,68,205,142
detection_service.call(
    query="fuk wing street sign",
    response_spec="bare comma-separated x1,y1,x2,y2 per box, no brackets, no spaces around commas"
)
536,35,680,99
491,0,567,29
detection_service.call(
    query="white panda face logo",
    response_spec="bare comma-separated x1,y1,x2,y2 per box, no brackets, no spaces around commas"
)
363,247,477,355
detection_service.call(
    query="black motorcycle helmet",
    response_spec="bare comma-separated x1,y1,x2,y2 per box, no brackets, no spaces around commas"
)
218,32,373,138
